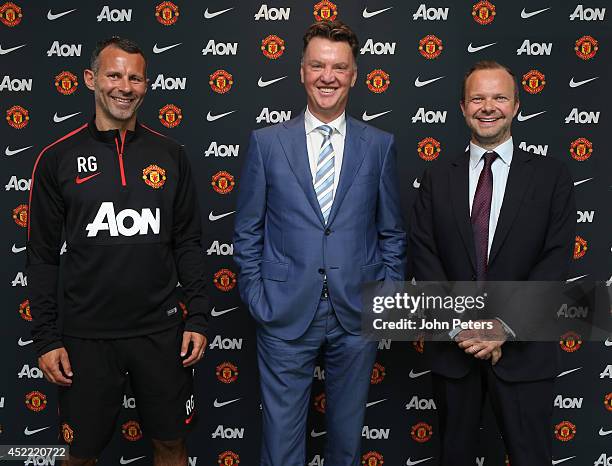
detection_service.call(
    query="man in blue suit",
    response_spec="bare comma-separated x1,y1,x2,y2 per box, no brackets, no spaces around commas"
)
233,20,406,466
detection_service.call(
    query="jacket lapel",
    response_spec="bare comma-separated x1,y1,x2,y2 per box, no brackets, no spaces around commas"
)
450,152,477,272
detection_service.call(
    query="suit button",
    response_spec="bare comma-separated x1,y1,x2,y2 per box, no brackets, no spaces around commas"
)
318,268,325,275
324,228,331,236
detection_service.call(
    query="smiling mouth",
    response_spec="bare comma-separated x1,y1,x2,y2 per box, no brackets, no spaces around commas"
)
318,87,337,95
111,96,134,105
476,116,501,123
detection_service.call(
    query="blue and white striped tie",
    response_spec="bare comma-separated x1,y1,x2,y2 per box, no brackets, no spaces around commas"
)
314,125,335,223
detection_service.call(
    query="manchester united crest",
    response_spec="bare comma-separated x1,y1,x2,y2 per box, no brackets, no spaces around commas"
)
411,421,433,443
261,35,285,60
370,362,386,384
575,35,598,60
0,2,22,27
554,420,576,442
55,71,78,95
366,69,390,94
155,1,179,26
313,393,326,413
361,451,384,465
19,298,31,321
13,203,27,227
560,331,582,352
569,138,593,161
214,268,236,292
217,451,240,466
211,170,235,194
418,35,443,59
25,391,47,412
573,235,587,260
216,361,239,383
412,337,425,354
142,164,167,189
158,104,182,128
6,105,29,129
209,69,234,94
472,1,496,25
313,0,337,22
61,423,74,444
122,420,143,441
521,70,546,94
417,137,441,161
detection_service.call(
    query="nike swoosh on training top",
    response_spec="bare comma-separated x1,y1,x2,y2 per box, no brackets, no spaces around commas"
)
366,399,387,408
467,42,497,53
557,367,581,378
24,426,51,436
599,428,612,436
211,306,239,317
362,110,392,121
551,457,575,465
120,456,146,465
520,7,550,19
516,110,546,122
566,274,588,283
153,43,182,54
204,7,234,19
569,76,599,88
258,76,288,88
5,145,33,156
54,111,81,123
213,398,241,408
310,429,327,438
409,369,431,379
47,9,77,20
75,172,101,184
12,244,26,253
18,338,33,346
414,76,445,87
573,177,593,186
605,338,612,347
206,110,235,122
209,210,236,221
0,43,27,55
362,6,393,18
413,178,421,189
406,458,433,466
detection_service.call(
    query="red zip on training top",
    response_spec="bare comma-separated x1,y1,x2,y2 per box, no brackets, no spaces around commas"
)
114,130,127,186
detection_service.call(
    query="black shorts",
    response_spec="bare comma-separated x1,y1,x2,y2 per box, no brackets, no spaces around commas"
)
58,325,196,458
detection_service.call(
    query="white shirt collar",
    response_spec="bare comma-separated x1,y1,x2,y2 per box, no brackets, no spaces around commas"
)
305,107,346,137
469,137,513,169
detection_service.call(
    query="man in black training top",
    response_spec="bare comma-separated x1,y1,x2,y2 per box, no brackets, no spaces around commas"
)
27,37,209,465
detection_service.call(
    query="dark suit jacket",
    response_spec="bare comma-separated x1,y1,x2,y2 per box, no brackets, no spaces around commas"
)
410,148,575,382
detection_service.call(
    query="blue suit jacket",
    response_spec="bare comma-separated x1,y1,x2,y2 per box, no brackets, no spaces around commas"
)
233,112,406,339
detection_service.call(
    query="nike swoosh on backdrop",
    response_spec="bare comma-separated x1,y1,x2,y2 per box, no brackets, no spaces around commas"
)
520,7,551,19
409,369,431,379
414,76,445,87
204,7,234,19
0,43,27,55
209,210,236,221
362,7,393,18
119,456,146,465
467,42,497,53
24,426,51,436
213,398,241,408
516,110,546,122
569,77,599,88
406,458,433,466
211,306,239,317
206,111,235,122
47,9,77,20
5,145,33,156
153,43,182,54
258,76,288,87
557,367,581,378
54,111,81,123
573,177,593,186
12,244,26,253
362,110,392,121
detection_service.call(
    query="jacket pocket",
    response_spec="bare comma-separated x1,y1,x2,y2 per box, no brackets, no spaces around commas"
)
261,261,289,282
361,262,386,282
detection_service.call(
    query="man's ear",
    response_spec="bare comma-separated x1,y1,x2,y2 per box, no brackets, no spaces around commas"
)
84,69,95,91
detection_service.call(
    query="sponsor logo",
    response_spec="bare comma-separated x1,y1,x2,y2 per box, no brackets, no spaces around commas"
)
406,458,433,466
12,203,27,227
205,142,239,157
119,457,145,465
47,8,76,21
53,111,81,123
314,365,325,380
0,2,22,27
414,75,445,87
261,35,285,59
566,274,588,283
12,244,26,253
122,420,143,441
209,210,235,221
593,454,611,465
258,75,287,88
413,4,449,20
570,5,606,21
560,331,582,352
472,1,496,25
0,42,26,55
213,397,241,408
516,110,545,122
152,43,182,54
5,145,32,156
565,108,599,124
554,395,584,409
86,203,160,237
411,422,433,443
412,108,447,124
47,41,81,57
413,178,421,188
554,421,576,441
216,362,239,383
417,137,441,161
217,452,239,466
18,364,43,378
569,76,598,88
19,299,31,321
25,391,47,412
61,423,73,444
75,173,100,185
364,6,394,18
213,268,236,292
97,6,132,22
254,4,291,21
209,70,233,94
362,425,390,440
366,399,387,408
418,35,443,59
313,0,337,22
159,104,182,128
5,175,31,191
362,451,384,465
185,394,195,424
517,40,552,56
122,395,136,409
467,42,497,53
202,40,237,56
521,7,550,19
311,429,326,438
204,7,233,19
576,210,594,223
366,69,390,93
558,302,588,317
212,425,243,439
570,138,592,161
557,367,581,378
55,71,78,95
12,272,27,287
211,306,239,317
314,392,326,413
18,338,33,346
24,426,51,436
6,105,29,129
0,75,31,92
206,240,233,256
604,393,612,412
362,110,391,121
142,164,166,189
256,107,291,124
209,335,242,350
155,1,179,26
518,141,548,156
575,35,598,60
360,39,396,55
522,70,545,94
206,110,235,122
600,428,612,436
573,235,587,259
370,362,386,384
152,74,186,91
211,170,235,194
405,395,437,410
551,457,575,465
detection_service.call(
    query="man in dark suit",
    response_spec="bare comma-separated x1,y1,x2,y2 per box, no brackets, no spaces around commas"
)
233,21,406,466
410,61,575,466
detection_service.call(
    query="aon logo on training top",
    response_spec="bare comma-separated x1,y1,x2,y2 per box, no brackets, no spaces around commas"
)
86,202,160,237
